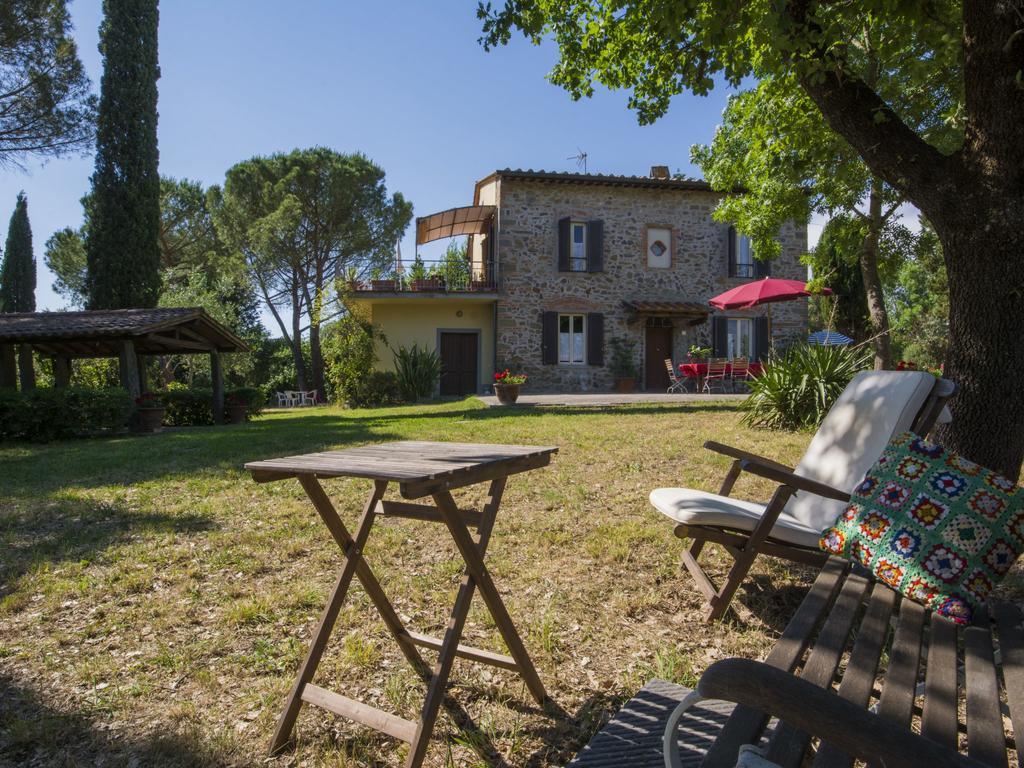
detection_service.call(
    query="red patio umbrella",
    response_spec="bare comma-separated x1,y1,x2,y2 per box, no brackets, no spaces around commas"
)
708,277,832,351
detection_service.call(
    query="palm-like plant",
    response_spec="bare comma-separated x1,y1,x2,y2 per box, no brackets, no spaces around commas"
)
393,343,441,402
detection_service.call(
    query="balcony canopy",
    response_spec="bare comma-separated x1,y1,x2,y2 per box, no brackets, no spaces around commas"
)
416,205,495,245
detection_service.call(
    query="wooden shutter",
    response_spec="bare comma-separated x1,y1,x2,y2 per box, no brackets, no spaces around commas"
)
541,311,558,364
586,220,604,272
587,313,604,366
557,217,571,272
754,316,770,361
755,256,771,278
712,316,729,357
727,226,737,277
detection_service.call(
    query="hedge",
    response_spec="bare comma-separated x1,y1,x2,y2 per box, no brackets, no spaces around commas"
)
162,385,266,427
0,387,134,442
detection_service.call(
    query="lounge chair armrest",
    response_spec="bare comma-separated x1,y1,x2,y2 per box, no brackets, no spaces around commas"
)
703,441,793,473
737,458,851,503
697,658,985,768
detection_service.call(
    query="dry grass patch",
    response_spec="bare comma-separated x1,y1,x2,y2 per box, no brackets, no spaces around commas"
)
1,399,842,766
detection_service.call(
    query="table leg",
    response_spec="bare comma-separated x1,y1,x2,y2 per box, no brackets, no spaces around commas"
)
433,486,548,706
268,479,388,755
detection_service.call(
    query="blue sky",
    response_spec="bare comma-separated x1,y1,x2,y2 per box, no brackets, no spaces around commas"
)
0,0,823,320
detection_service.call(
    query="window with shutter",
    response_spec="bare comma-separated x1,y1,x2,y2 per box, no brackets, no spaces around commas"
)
712,316,729,357
586,220,603,272
587,313,604,365
541,311,558,364
555,313,586,364
557,218,571,272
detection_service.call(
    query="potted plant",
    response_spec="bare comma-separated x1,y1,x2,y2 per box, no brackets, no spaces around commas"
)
370,267,396,291
225,393,249,424
687,344,712,362
608,337,639,393
493,368,527,405
134,391,165,433
408,256,440,291
344,265,361,292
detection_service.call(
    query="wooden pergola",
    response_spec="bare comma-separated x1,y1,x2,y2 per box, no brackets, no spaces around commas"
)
0,308,248,421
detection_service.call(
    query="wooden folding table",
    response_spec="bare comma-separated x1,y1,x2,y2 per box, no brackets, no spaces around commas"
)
245,440,557,767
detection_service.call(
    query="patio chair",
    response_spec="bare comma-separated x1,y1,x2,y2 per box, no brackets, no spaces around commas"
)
660,556,1022,768
298,389,318,406
275,391,296,408
650,371,956,620
702,359,730,394
665,359,688,394
729,357,751,393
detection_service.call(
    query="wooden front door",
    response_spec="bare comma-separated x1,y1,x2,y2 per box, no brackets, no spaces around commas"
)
439,332,478,396
644,324,673,391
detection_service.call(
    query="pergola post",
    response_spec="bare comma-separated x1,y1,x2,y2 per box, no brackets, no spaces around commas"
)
119,341,141,400
52,356,72,388
210,350,224,424
0,344,15,389
18,345,35,390
136,355,148,394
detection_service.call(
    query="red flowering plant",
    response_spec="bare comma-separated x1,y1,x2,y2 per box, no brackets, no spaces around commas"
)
494,369,528,386
135,391,164,408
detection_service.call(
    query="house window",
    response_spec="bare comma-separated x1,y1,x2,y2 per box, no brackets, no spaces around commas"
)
646,226,671,269
727,318,754,359
558,314,586,364
570,222,587,271
731,232,755,278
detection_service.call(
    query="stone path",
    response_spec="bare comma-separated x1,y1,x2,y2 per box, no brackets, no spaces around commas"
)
476,392,746,407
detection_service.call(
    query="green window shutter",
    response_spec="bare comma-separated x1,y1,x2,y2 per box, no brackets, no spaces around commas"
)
586,220,604,272
587,313,604,366
557,217,570,272
542,311,558,364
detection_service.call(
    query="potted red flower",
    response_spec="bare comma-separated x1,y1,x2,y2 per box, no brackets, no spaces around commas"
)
493,369,527,405
225,393,249,424
134,392,165,433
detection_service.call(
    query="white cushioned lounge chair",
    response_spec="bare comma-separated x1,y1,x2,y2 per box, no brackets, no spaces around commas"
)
651,370,956,620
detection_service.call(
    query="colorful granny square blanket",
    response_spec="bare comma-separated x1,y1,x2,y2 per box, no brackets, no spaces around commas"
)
820,432,1023,624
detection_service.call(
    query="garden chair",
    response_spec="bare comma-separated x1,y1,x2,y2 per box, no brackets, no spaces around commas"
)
660,555,1022,768
665,358,688,394
650,370,956,620
299,389,318,406
729,357,751,393
275,391,297,408
702,359,730,394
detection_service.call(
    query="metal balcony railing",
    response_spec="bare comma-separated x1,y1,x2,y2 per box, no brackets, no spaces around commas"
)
356,259,498,293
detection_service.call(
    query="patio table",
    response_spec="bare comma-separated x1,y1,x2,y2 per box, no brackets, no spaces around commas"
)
678,362,764,379
245,440,557,767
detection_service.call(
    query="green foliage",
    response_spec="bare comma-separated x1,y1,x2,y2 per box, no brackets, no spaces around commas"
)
805,217,870,341
322,314,376,404
43,226,87,306
0,0,97,168
0,193,34,312
0,387,133,442
161,384,266,427
608,337,638,378
409,254,427,282
436,239,470,287
226,386,265,416
888,222,949,368
342,371,402,408
743,344,871,431
392,344,441,402
86,0,161,309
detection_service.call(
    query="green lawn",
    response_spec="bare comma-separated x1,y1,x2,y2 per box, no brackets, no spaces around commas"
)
1,400,823,767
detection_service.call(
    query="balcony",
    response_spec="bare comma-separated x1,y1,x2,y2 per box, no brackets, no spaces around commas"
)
351,259,499,295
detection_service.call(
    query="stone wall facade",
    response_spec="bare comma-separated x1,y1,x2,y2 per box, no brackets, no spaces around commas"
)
492,177,808,392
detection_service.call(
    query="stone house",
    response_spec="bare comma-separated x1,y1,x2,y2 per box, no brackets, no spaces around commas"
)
350,168,808,394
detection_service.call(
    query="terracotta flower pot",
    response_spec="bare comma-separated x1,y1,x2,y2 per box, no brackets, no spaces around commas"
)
615,377,636,394
493,383,521,405
410,278,442,292
227,403,248,424
134,406,165,433
371,279,397,291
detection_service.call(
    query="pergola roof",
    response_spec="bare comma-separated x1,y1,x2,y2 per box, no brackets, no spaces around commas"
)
416,205,495,245
623,300,710,326
0,307,249,358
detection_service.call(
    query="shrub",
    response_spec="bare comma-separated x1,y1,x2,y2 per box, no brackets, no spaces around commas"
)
392,343,441,402
343,371,402,408
162,384,214,426
742,343,871,431
226,386,265,416
0,387,134,442
322,315,376,404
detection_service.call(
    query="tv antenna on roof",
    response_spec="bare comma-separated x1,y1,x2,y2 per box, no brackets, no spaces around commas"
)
567,148,588,173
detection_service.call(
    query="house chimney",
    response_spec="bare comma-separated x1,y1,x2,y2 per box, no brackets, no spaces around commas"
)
650,165,670,180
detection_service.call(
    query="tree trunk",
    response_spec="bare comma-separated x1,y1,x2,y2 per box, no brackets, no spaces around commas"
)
308,320,324,403
932,207,1024,481
18,345,35,390
290,282,306,392
859,180,892,370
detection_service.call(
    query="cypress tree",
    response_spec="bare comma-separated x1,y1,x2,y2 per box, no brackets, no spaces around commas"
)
0,192,35,313
85,0,161,309
0,193,36,388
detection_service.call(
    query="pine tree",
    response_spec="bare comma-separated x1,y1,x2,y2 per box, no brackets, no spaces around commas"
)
85,0,161,309
0,192,35,313
0,192,36,388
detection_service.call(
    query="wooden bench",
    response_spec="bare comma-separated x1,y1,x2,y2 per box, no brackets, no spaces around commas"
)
574,556,1021,767
666,556,1023,767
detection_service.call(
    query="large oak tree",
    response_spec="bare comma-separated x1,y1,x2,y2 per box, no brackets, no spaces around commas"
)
480,0,1024,478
